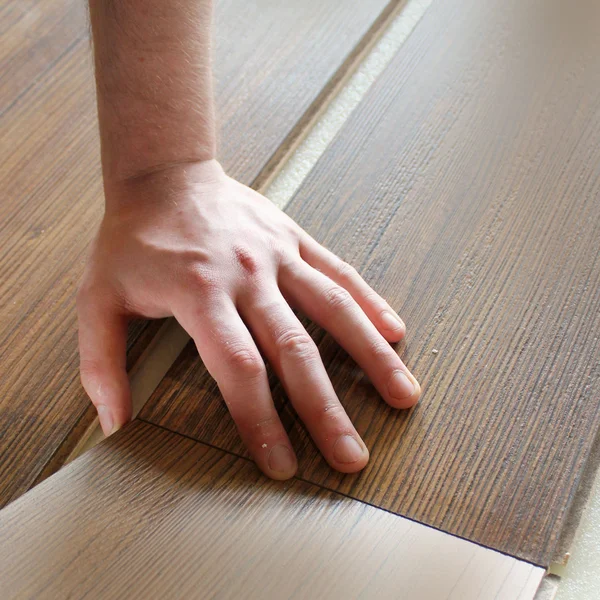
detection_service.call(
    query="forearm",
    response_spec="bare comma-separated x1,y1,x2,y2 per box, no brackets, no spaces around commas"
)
88,0,216,185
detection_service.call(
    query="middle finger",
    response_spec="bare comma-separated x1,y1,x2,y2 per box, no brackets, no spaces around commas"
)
239,286,370,473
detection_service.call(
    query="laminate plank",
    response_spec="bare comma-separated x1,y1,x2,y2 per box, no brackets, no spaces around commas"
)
0,0,397,507
0,419,544,600
141,0,600,565
0,0,85,113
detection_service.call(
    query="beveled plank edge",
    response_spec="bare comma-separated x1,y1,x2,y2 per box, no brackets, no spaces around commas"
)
61,0,418,464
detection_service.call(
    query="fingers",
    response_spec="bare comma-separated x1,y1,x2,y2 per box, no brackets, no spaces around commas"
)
240,288,369,473
175,296,297,480
280,261,421,410
299,235,406,342
77,293,131,436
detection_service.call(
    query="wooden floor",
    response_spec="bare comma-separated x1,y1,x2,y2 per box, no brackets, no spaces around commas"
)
0,0,396,508
2,0,600,595
140,0,600,567
0,420,544,600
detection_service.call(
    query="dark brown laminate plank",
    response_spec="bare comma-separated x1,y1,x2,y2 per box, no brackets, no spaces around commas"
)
141,0,600,565
0,419,544,600
0,0,397,507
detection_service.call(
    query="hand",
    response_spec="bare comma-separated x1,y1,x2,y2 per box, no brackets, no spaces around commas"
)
77,160,421,479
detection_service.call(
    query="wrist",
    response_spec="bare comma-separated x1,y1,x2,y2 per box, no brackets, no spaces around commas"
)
102,158,225,217
97,99,216,185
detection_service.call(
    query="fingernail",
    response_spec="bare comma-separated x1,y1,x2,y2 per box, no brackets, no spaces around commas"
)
388,370,416,400
97,405,114,436
268,445,296,473
381,311,405,332
333,435,364,464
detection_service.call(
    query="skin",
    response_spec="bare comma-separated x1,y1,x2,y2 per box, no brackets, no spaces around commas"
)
81,0,421,480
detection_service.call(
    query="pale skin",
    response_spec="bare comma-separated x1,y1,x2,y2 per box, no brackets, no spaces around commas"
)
80,0,421,480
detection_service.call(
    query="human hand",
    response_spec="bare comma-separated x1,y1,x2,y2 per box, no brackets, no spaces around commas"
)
77,160,421,479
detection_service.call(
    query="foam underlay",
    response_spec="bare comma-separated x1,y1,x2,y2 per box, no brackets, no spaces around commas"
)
556,470,600,599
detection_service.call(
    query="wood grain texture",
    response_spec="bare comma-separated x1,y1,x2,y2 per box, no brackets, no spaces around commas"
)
141,0,600,565
0,0,86,113
0,419,544,600
0,0,397,507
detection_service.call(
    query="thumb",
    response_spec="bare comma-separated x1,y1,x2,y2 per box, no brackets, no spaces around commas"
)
77,291,131,436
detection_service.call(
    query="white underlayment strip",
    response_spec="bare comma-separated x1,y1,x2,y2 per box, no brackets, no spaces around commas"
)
555,469,600,600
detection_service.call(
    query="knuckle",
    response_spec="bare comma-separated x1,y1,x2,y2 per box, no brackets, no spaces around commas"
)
277,253,302,277
335,260,358,282
248,415,280,435
79,358,103,386
320,402,345,421
367,337,395,362
186,267,214,293
233,245,261,276
364,289,384,305
306,402,346,429
225,346,264,379
281,221,302,245
273,243,294,264
275,330,315,361
322,285,353,313
76,281,95,310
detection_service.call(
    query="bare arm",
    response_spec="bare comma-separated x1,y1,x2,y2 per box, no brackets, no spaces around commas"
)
80,0,421,480
89,0,215,184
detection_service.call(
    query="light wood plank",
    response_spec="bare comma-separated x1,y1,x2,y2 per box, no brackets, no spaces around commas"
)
0,0,397,507
141,0,600,565
0,420,544,600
